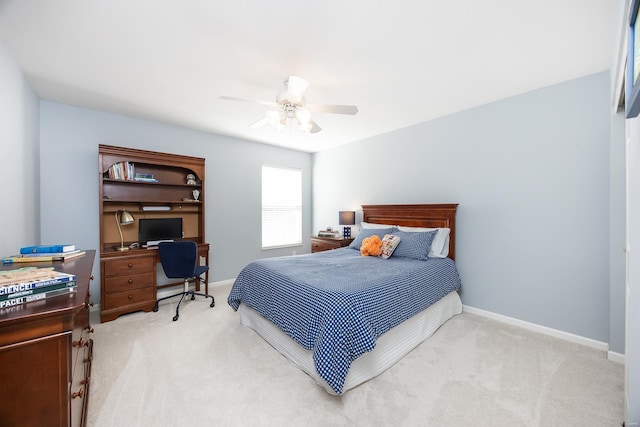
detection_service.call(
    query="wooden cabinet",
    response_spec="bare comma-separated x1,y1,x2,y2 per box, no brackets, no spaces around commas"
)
311,236,354,253
98,145,207,322
100,252,156,323
0,251,96,427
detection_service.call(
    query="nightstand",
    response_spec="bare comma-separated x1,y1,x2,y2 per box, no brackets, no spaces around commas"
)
311,236,355,253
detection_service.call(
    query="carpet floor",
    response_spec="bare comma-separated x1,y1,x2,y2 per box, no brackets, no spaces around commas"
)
87,284,624,427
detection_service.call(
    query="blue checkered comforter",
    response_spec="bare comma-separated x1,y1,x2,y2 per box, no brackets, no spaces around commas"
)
227,247,461,394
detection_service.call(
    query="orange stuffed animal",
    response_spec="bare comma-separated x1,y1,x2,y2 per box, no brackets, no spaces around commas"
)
360,235,382,256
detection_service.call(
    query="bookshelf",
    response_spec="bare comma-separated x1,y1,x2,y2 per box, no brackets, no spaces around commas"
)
98,145,208,322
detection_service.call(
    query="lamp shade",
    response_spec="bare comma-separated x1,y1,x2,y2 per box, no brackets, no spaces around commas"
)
339,211,356,225
119,210,134,225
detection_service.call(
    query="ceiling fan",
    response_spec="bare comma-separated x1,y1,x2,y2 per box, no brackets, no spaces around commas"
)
221,76,358,134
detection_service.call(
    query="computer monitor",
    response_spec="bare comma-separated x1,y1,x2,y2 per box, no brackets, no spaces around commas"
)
138,218,183,244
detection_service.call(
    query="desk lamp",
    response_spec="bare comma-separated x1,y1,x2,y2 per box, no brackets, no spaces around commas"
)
339,211,356,239
115,209,134,251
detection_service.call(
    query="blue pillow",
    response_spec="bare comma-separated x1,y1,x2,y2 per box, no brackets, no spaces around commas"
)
390,229,438,260
349,228,395,250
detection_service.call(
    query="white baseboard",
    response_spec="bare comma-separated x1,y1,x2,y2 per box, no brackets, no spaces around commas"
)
608,350,626,364
210,279,235,288
156,278,234,299
462,304,625,364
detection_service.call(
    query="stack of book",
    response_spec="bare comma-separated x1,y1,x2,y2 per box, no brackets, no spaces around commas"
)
0,267,77,309
1,244,85,264
134,172,158,183
107,161,135,180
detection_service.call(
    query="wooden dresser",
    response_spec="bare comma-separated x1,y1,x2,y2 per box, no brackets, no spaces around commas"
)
0,251,96,427
311,236,354,253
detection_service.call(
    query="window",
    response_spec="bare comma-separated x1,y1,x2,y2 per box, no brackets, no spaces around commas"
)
262,165,302,249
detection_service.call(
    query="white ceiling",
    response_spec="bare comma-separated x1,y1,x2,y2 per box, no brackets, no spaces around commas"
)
0,0,619,153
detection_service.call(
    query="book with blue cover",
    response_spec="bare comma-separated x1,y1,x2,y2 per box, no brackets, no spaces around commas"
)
20,249,84,258
19,244,76,254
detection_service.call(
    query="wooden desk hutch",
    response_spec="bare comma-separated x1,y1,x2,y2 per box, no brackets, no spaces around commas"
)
98,145,208,323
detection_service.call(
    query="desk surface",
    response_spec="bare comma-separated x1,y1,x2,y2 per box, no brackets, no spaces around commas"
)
101,241,209,259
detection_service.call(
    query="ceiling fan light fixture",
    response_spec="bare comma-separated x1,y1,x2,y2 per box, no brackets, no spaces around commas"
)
286,76,308,103
295,108,311,125
221,75,357,135
266,110,285,130
298,122,313,133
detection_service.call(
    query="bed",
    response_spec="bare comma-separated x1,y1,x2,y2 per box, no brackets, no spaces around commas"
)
227,204,462,394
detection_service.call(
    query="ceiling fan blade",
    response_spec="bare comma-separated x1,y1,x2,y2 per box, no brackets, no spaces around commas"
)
249,116,269,128
306,104,358,115
309,120,322,134
286,76,308,103
220,95,277,107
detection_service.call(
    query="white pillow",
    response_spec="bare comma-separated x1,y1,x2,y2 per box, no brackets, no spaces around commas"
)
361,221,396,229
395,226,450,258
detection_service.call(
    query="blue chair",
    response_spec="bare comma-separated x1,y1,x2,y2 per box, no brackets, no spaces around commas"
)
154,241,214,321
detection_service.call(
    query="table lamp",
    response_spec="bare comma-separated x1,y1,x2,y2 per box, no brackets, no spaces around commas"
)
339,211,356,239
114,209,134,251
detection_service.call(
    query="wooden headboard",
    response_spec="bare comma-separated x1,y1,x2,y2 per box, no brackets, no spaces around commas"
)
362,204,458,260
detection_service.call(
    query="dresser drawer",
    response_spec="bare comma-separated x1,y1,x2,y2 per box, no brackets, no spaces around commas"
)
104,271,154,294
312,240,340,252
311,237,353,253
103,256,154,276
103,287,156,311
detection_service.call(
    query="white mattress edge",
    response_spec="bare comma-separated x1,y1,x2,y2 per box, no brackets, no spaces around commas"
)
239,290,462,394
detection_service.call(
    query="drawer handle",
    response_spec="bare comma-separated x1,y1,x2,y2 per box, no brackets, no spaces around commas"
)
128,294,133,300
128,279,133,284
128,263,133,268
73,338,90,348
72,388,84,399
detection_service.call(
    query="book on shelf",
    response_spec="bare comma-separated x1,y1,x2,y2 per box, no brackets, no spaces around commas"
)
0,280,77,303
107,161,135,180
0,285,77,309
19,244,76,254
2,250,85,264
134,172,157,182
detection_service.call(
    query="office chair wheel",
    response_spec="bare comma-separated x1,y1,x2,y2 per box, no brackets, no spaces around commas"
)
210,300,215,308
191,294,196,300
153,303,159,312
173,314,179,321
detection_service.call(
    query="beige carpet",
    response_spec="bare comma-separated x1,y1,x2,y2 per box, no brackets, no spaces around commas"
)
87,284,624,427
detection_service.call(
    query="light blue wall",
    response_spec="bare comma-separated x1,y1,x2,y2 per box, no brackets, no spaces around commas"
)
313,72,614,345
39,101,313,304
0,40,39,256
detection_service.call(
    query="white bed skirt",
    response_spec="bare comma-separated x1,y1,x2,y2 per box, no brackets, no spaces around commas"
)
239,290,462,394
